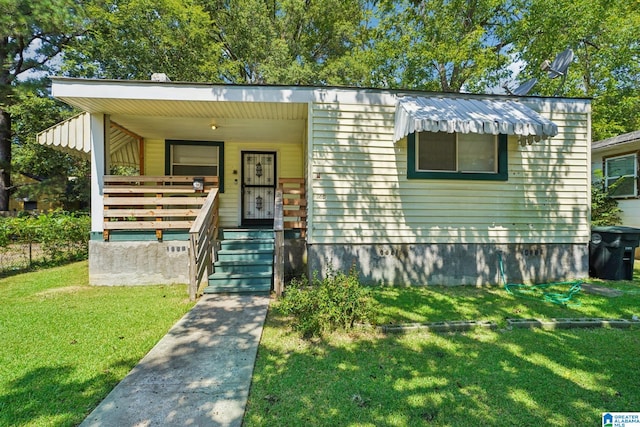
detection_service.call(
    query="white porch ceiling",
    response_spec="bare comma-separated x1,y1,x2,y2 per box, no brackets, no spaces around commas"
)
56,96,308,143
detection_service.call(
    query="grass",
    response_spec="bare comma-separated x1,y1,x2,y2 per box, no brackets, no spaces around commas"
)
0,261,195,427
244,274,640,427
372,279,640,327
2,260,639,426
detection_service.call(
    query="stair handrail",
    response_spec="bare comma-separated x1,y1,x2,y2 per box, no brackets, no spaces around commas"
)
188,188,219,300
273,188,284,297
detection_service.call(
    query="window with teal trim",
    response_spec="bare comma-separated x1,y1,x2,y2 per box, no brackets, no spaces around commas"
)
165,140,224,192
407,132,508,181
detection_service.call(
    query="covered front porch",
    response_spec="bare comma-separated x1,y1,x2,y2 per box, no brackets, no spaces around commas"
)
38,79,310,298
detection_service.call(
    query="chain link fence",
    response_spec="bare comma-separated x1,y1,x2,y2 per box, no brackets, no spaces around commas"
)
0,212,90,274
0,243,47,272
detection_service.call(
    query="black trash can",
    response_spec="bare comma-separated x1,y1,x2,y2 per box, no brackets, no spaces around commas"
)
589,226,640,280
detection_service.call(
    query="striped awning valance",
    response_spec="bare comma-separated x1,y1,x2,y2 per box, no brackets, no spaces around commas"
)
394,96,558,145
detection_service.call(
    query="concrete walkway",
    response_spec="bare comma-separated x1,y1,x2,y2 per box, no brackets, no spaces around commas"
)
80,294,270,427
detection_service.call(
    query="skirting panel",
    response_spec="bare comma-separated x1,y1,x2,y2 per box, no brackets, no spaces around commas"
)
308,243,588,286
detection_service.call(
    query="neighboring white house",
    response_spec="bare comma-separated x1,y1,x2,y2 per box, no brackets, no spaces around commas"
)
39,77,592,290
591,130,640,228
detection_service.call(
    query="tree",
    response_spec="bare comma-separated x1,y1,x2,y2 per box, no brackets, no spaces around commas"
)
366,0,517,91
63,0,223,81
66,0,371,85
201,0,370,85
9,85,90,211
0,0,85,210
507,0,640,140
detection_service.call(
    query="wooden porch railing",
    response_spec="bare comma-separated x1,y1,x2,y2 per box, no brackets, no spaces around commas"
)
189,189,220,300
279,178,307,237
273,178,306,297
102,175,218,241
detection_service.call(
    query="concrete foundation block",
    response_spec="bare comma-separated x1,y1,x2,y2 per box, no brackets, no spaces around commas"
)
380,320,497,333
308,243,588,286
89,240,190,286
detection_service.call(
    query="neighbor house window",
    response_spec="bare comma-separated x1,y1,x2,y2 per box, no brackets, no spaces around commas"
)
605,153,637,198
165,140,224,191
408,132,508,181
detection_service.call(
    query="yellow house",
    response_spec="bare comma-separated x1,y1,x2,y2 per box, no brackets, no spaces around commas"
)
39,77,591,297
8,173,60,212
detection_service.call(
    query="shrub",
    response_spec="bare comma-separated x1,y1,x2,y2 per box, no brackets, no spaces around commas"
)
0,210,90,265
591,171,622,226
277,266,376,338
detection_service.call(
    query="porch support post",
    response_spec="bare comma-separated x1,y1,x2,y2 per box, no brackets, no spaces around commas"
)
90,114,106,235
274,189,284,297
189,233,197,300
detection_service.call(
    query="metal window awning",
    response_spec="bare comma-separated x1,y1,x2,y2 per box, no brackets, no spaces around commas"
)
37,113,141,168
394,96,558,145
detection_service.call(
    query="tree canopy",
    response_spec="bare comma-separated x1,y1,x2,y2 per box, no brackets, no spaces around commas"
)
4,0,640,211
0,0,85,210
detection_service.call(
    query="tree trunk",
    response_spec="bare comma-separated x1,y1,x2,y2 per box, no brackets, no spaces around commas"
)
0,108,11,211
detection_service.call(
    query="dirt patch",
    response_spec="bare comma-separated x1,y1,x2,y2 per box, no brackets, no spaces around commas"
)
580,283,624,297
34,286,93,297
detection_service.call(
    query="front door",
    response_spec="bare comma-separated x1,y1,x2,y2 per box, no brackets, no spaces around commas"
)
242,151,276,226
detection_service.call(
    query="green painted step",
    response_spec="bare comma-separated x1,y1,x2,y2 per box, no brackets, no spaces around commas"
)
207,228,275,295
209,271,272,284
222,229,274,240
217,249,273,262
220,239,275,251
203,283,271,294
215,260,273,274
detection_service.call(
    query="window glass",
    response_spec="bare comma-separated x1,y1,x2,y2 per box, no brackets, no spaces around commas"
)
417,132,456,171
172,145,218,167
605,154,637,197
173,165,218,176
458,133,496,172
417,132,497,173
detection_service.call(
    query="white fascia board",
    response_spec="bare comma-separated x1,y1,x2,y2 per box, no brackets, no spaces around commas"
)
52,78,315,103
51,77,399,107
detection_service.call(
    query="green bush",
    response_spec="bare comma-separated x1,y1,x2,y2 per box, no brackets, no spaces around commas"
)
277,267,376,338
591,171,622,226
0,210,90,264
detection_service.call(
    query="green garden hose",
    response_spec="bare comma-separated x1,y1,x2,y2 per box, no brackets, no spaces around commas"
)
498,253,582,305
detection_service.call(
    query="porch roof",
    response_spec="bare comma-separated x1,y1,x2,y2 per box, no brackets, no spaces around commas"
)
45,78,583,149
49,78,313,143
394,96,559,144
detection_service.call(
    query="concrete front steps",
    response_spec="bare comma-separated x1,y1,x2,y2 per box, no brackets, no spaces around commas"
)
203,229,274,294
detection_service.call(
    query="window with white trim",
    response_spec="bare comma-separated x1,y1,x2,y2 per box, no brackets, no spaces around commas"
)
605,153,637,198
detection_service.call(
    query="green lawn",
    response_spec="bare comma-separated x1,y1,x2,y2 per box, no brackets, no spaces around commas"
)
245,276,640,427
0,261,195,427
2,261,639,427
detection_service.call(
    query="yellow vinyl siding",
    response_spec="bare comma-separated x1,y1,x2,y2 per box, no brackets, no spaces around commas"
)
142,139,303,228
309,99,590,245
217,141,303,228
144,139,165,175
